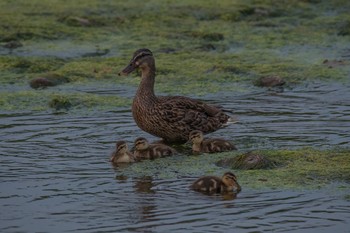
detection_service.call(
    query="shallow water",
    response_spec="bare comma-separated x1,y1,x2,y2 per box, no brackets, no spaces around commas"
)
1,81,350,232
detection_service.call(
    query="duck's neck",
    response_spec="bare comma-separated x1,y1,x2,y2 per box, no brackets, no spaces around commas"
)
136,65,157,103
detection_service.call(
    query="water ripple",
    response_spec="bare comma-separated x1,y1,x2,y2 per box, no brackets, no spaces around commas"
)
1,81,350,232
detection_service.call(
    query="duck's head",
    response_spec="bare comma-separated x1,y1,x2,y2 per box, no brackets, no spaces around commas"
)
189,130,204,144
134,137,150,150
222,172,241,192
119,48,154,76
116,141,128,154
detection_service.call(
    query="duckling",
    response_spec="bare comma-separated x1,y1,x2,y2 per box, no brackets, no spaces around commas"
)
110,141,135,163
133,137,176,160
118,48,233,143
191,172,241,193
189,130,236,154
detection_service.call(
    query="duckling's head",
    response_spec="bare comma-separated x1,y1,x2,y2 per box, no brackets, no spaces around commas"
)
189,130,204,144
116,141,128,154
119,48,154,76
134,137,150,150
222,172,241,192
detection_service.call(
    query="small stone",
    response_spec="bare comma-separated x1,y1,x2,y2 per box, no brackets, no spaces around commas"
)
29,77,56,89
29,74,69,89
217,151,277,170
254,75,285,87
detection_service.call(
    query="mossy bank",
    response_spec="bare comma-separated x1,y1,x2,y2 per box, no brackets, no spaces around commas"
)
1,0,350,111
115,148,350,191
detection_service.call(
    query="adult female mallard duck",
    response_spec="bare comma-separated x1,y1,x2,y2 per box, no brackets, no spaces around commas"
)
191,172,241,193
110,141,135,163
133,137,176,160
118,48,232,143
189,130,236,154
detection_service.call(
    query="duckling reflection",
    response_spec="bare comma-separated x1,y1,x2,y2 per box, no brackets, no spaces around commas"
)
191,172,241,194
110,141,135,163
134,137,176,161
189,130,236,154
134,176,155,194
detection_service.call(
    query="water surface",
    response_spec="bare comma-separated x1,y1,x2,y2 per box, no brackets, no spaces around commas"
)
1,81,350,232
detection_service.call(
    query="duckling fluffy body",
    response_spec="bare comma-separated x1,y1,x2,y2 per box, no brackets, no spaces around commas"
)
133,137,176,160
110,141,135,163
119,48,231,143
191,172,241,193
189,130,236,154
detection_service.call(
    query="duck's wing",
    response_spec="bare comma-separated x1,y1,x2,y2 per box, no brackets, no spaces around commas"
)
157,96,230,131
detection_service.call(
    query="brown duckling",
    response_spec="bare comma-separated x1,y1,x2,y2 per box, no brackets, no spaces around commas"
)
110,141,135,163
189,130,236,154
191,172,241,193
133,137,176,160
119,48,232,143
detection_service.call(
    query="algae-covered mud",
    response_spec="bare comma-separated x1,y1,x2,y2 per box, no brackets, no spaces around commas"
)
1,0,350,232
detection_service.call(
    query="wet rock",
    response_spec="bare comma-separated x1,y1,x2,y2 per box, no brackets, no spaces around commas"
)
254,75,285,87
49,95,72,110
217,151,277,170
322,59,347,68
30,77,55,89
29,74,70,89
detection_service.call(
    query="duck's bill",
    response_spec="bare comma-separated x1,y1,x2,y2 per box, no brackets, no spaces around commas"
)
118,62,137,76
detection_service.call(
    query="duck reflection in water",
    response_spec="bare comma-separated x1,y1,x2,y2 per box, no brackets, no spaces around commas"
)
134,176,155,194
134,176,158,222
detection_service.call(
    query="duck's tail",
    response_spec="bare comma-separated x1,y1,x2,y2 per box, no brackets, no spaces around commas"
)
223,116,239,127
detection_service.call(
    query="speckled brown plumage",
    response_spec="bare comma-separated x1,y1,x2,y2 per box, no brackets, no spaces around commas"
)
133,137,176,161
119,48,231,143
191,172,241,193
189,130,236,154
110,141,135,163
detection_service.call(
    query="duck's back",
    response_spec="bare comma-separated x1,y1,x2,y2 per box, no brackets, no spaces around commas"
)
149,144,176,159
191,176,224,193
202,138,236,153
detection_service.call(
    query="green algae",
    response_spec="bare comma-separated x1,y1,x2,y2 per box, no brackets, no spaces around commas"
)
0,90,132,112
1,0,350,109
115,148,350,190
